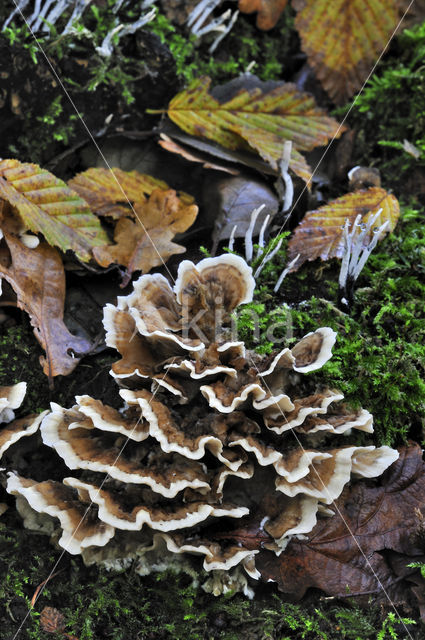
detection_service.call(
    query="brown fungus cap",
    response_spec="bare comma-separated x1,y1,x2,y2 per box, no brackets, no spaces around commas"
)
0,383,48,460
41,403,210,498
7,473,115,554
1,382,28,431
63,477,248,533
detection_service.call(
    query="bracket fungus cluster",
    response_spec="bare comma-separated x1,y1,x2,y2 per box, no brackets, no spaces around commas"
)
4,255,399,595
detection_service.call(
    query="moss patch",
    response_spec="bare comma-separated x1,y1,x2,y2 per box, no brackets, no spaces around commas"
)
0,514,420,640
0,321,119,416
344,19,425,192
148,5,299,85
237,205,425,447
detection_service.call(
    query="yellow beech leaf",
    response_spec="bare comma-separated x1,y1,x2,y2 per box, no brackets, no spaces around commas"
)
293,0,407,104
163,77,344,180
238,0,288,30
93,189,198,281
68,168,196,219
287,187,400,269
0,159,108,262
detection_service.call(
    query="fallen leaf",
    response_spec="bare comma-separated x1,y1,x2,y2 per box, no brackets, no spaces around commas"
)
159,120,276,176
0,234,92,380
205,174,279,253
68,167,175,219
69,168,198,280
92,189,198,280
0,159,108,262
238,0,288,30
162,76,343,179
40,606,79,639
293,0,407,104
257,444,425,609
40,606,65,633
287,187,399,269
159,134,240,175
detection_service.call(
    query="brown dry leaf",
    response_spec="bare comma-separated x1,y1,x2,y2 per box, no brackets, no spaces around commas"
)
162,76,344,180
238,0,288,29
0,159,108,261
68,167,175,219
159,120,276,176
93,189,198,280
159,134,240,175
257,444,425,608
0,234,91,380
293,0,407,104
287,187,399,269
40,606,65,633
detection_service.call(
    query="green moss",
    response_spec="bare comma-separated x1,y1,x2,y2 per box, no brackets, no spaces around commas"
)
344,19,425,186
0,1,177,163
0,518,420,640
0,324,47,414
236,206,425,447
147,5,298,84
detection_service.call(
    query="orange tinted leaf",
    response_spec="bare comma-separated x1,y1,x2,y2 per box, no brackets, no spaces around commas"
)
0,159,108,261
166,77,344,179
93,189,198,278
293,0,404,103
70,170,198,278
40,606,65,633
238,0,288,29
288,187,400,268
68,168,176,219
0,235,91,379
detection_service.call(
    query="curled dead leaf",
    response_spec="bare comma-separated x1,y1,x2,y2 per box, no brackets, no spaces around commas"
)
40,606,65,633
0,234,91,380
92,189,198,281
207,174,279,253
40,606,79,639
159,134,240,175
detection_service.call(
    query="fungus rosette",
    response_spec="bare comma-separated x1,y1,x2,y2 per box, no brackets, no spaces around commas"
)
6,256,399,594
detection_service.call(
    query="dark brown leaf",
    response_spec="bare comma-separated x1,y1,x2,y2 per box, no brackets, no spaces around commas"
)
0,235,91,380
256,444,425,608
